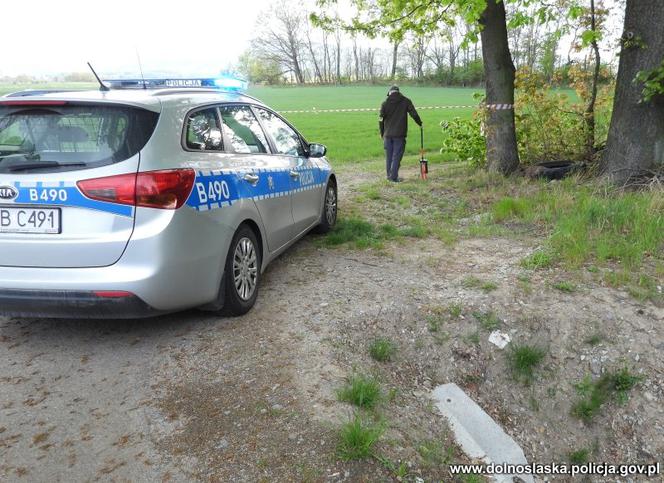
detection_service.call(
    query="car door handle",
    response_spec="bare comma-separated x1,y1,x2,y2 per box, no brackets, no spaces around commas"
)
289,170,300,179
243,173,259,185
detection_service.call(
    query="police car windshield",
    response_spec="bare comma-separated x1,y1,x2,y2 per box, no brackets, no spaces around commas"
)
0,104,158,173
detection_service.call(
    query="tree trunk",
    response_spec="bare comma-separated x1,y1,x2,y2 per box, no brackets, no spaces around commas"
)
391,41,399,80
479,0,520,174
584,0,601,158
603,0,664,182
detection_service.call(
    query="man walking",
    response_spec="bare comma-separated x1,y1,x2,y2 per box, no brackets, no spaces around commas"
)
379,86,422,182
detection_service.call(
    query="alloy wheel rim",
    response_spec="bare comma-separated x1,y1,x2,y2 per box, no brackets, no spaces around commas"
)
232,237,258,301
325,186,337,225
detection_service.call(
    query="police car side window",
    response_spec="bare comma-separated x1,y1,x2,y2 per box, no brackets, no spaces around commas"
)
185,108,222,151
255,108,305,157
218,105,268,154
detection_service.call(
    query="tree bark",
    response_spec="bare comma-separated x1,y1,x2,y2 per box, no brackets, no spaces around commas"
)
584,0,601,158
391,41,399,80
603,0,664,182
479,0,520,174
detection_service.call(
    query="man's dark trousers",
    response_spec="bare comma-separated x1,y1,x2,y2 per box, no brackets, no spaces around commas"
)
384,137,406,181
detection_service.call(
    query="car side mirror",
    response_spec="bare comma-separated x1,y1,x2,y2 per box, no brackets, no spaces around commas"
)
308,143,327,158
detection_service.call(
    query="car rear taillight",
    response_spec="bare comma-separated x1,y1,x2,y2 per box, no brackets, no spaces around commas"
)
77,169,195,210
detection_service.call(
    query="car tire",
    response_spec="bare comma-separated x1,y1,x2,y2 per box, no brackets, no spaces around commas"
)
200,225,261,316
313,180,337,234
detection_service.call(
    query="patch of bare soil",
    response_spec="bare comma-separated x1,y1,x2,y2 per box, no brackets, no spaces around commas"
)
152,177,663,482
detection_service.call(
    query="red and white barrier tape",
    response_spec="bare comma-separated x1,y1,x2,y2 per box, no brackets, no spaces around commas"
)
278,105,476,114
278,103,514,114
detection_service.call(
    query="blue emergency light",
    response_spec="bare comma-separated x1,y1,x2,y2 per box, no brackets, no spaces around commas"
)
102,75,249,91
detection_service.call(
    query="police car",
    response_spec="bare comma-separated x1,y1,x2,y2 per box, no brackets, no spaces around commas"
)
0,77,337,318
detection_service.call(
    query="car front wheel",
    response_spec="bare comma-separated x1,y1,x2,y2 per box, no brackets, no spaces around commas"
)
314,180,337,234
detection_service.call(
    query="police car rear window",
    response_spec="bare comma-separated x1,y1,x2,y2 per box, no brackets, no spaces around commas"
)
0,104,158,173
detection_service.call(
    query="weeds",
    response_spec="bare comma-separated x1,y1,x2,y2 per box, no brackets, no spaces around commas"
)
473,311,502,331
369,338,397,363
569,448,590,464
508,345,546,384
448,303,463,318
337,374,382,410
462,276,499,292
521,250,553,270
584,333,604,346
553,281,577,293
572,368,643,423
417,440,455,468
337,415,384,460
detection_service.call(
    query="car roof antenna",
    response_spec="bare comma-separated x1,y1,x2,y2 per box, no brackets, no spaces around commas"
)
135,49,147,90
87,62,109,92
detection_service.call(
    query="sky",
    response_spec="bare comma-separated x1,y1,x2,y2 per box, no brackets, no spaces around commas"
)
1,0,625,79
0,0,273,78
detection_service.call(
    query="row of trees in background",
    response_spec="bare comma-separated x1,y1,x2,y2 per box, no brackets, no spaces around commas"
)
306,0,662,183
239,1,613,88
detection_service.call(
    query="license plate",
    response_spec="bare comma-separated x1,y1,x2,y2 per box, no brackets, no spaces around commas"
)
0,206,61,234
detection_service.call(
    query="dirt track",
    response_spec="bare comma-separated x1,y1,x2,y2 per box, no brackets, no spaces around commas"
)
1,171,663,482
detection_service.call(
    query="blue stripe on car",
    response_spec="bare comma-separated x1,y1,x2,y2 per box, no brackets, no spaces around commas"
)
186,166,330,212
10,181,134,217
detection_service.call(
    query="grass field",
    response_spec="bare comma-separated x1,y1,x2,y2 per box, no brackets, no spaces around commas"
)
249,86,479,163
0,82,478,163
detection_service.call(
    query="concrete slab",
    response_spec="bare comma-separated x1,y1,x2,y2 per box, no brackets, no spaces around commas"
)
432,383,534,483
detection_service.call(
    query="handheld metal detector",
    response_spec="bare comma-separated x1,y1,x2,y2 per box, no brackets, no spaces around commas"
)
419,126,428,180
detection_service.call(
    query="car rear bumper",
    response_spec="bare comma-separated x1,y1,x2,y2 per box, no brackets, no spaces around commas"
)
0,289,164,319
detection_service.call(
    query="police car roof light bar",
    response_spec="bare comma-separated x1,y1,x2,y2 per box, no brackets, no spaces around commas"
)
101,77,249,92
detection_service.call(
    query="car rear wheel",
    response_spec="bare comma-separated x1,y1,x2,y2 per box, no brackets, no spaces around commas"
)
200,225,261,316
314,180,337,234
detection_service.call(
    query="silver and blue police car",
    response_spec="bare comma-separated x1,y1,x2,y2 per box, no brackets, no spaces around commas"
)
0,77,337,318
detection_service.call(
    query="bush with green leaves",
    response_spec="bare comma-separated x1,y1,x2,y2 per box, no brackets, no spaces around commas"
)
440,116,486,168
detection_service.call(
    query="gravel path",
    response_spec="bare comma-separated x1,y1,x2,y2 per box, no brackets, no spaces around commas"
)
1,170,662,482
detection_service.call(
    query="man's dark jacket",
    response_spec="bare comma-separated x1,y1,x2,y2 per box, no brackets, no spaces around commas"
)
379,92,422,138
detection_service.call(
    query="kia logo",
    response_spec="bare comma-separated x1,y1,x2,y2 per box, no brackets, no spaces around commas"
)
0,186,18,200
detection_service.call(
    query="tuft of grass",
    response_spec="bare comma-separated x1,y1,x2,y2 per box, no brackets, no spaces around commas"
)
569,448,590,465
337,415,384,460
368,338,397,363
553,281,577,293
466,331,481,345
473,311,502,331
508,345,546,384
492,197,531,222
417,440,455,468
572,368,643,423
521,250,554,270
462,276,498,292
337,374,382,410
584,332,604,346
448,303,463,318
321,217,381,249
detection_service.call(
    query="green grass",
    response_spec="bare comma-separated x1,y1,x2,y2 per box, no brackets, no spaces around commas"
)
553,281,577,293
584,333,605,346
417,440,455,468
368,338,397,362
462,276,499,292
495,188,663,274
337,374,382,410
508,345,546,384
448,303,463,318
521,250,554,269
247,85,479,164
569,448,590,465
572,368,643,423
473,311,502,331
337,414,385,460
